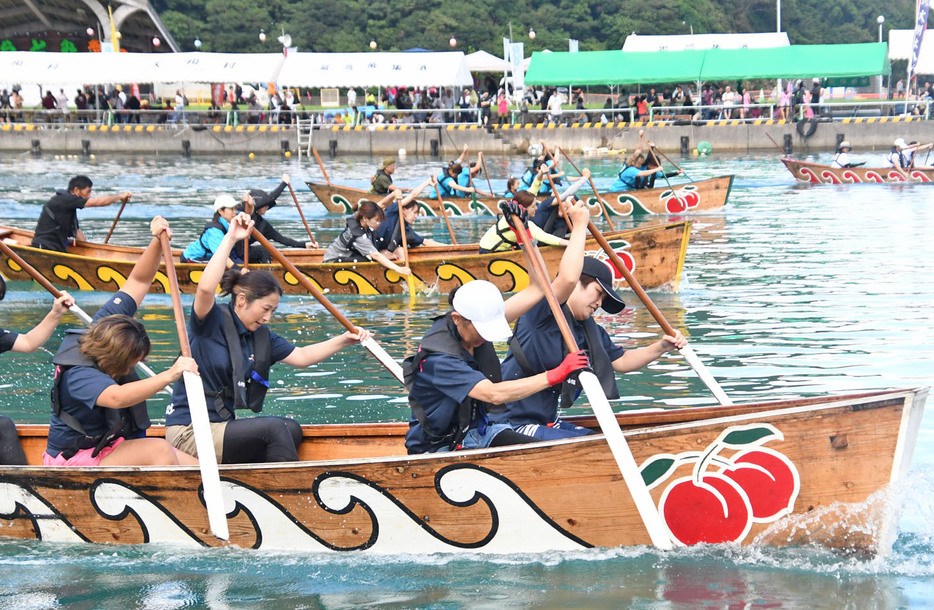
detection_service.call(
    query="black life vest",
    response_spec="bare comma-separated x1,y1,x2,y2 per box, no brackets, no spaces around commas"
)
403,314,503,450
329,217,372,261
508,304,619,411
371,169,393,194
486,213,522,252
205,305,272,421
51,329,151,458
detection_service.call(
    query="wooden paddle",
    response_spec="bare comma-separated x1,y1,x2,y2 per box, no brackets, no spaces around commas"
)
242,195,254,268
501,206,673,550
0,236,166,387
559,197,733,406
159,233,229,541
639,131,686,211
285,181,318,247
250,228,405,384
396,200,418,301
765,132,791,158
644,142,694,182
103,196,129,244
555,145,616,231
312,147,332,185
479,151,495,196
432,181,458,244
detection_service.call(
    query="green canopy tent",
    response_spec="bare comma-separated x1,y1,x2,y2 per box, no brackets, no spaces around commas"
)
524,43,890,86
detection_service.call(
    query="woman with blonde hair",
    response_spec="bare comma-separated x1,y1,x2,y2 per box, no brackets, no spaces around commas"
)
43,217,199,467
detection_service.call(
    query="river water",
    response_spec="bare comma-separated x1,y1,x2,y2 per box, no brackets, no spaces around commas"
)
0,150,931,607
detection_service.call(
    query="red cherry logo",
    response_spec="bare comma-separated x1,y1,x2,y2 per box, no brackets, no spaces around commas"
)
665,195,687,213
720,449,798,522
660,474,752,545
683,190,700,208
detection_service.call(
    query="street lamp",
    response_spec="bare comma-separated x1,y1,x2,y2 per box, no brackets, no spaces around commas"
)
449,36,456,47
682,20,693,35
877,15,886,97
369,40,377,49
194,38,202,50
259,29,266,42
528,28,536,40
152,37,160,48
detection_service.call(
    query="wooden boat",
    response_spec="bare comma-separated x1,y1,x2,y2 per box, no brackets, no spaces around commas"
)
780,158,934,184
305,175,734,217
1,388,925,554
0,221,690,295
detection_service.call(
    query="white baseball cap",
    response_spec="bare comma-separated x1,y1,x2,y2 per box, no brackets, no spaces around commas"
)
213,194,238,212
894,138,907,149
452,280,511,342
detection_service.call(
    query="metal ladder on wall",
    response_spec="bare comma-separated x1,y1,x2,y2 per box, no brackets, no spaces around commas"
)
296,116,314,159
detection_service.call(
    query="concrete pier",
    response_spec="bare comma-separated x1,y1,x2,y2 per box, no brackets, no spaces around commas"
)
2,116,929,157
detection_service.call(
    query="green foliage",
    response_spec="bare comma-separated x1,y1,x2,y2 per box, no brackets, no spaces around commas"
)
156,0,916,54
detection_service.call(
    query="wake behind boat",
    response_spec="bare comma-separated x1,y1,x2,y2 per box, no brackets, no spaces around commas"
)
0,221,691,295
305,175,734,217
2,388,925,554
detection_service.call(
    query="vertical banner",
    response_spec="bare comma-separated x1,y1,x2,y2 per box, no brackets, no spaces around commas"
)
503,37,512,97
569,39,579,53
211,83,225,107
908,0,931,90
509,42,525,96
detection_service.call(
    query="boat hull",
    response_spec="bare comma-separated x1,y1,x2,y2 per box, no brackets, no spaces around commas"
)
780,158,934,184
0,221,690,295
1,388,925,554
305,176,733,217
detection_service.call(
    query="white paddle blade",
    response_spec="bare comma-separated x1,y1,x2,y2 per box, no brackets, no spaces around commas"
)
361,337,404,385
679,344,733,405
578,371,672,550
183,371,229,541
68,304,93,324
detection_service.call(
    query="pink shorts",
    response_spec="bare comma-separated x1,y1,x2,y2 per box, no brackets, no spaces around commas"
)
43,437,126,466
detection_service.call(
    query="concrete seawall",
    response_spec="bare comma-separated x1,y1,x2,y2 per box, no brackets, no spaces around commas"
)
2,117,930,157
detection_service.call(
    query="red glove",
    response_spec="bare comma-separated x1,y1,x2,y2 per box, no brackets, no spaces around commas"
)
546,350,590,386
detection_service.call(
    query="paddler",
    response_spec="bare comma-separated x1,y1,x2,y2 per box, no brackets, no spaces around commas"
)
239,174,317,264
31,175,132,251
166,212,372,464
0,277,74,465
403,199,593,454
490,255,687,441
370,157,407,197
43,217,200,467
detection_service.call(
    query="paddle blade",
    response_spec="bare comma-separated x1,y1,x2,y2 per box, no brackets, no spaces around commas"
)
183,371,229,541
679,345,732,406
578,371,672,550
360,337,404,384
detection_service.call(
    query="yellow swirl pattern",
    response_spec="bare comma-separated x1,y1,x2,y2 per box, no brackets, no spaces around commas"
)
334,270,380,294
53,265,93,291
436,264,476,285
96,266,128,289
488,260,529,292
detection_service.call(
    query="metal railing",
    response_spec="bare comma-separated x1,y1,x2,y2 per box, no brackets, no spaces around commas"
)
1,99,930,129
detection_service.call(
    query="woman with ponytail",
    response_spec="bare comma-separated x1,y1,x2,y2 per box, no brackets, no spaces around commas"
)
165,212,372,464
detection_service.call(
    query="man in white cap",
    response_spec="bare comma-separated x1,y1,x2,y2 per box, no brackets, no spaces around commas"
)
492,255,686,441
181,192,252,267
404,200,593,454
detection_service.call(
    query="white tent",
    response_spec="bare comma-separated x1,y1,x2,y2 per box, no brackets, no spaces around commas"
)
276,51,473,88
622,32,790,52
466,50,509,72
0,50,473,88
0,51,284,85
887,29,934,74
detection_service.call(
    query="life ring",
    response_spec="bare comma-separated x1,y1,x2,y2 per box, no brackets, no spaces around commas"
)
796,118,818,138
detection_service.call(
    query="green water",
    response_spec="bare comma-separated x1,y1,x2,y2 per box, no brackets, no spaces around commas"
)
0,152,932,607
